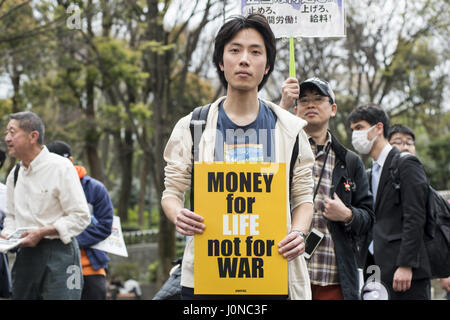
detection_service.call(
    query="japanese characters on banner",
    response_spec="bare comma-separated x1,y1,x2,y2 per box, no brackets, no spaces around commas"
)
241,0,346,38
194,162,288,295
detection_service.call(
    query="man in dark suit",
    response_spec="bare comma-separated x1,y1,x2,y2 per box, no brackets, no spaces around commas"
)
348,104,431,300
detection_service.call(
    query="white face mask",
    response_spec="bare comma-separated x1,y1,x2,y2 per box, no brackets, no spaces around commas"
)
352,125,378,155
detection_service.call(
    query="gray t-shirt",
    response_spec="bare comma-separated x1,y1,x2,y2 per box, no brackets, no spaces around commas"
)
214,100,277,162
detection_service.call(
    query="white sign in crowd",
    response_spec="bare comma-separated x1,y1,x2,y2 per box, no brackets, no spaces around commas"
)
241,0,346,38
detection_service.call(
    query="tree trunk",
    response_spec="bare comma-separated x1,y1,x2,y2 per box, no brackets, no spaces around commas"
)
84,68,105,182
145,0,175,286
7,60,22,173
10,61,21,114
154,92,175,286
137,150,150,227
115,128,133,224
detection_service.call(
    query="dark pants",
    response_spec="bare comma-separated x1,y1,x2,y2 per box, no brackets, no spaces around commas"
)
12,238,83,300
386,278,431,300
181,286,288,300
0,253,11,298
81,275,107,300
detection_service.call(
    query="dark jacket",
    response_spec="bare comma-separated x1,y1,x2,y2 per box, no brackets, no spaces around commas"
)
76,174,114,271
327,133,374,300
369,148,431,285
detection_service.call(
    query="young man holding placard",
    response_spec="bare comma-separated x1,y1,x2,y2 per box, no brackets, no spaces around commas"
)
161,14,315,300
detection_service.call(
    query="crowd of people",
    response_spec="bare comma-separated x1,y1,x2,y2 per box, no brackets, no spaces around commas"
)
0,13,448,300
161,14,449,300
0,112,113,299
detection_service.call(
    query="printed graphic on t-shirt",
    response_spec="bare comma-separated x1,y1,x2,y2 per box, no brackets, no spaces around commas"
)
223,143,264,162
215,100,277,163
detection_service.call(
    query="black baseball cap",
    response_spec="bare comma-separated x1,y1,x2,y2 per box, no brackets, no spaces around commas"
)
300,77,336,104
47,140,72,158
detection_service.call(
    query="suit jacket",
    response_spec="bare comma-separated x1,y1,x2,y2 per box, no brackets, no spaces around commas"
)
371,147,431,284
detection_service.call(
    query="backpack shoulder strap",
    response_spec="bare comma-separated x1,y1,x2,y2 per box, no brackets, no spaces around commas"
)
389,152,402,204
189,104,211,211
13,163,20,187
289,134,299,191
389,151,419,180
389,151,418,204
190,104,211,162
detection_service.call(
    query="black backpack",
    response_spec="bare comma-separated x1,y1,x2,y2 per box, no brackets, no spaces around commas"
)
389,151,450,278
188,104,299,211
14,163,20,187
152,258,182,300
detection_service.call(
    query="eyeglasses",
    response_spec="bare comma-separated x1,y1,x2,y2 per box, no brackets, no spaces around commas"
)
298,95,330,106
391,140,415,147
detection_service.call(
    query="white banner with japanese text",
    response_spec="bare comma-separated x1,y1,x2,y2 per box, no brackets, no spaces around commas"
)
241,0,346,38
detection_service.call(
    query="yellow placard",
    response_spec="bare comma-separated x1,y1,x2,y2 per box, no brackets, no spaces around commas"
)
194,162,287,295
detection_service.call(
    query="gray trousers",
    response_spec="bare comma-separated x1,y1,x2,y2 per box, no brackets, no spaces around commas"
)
12,238,83,300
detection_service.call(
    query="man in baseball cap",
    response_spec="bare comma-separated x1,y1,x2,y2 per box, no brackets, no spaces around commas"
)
279,77,374,300
280,77,335,113
47,140,72,159
47,140,114,300
299,77,336,105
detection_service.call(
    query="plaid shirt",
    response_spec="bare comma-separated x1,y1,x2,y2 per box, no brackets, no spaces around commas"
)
306,133,340,286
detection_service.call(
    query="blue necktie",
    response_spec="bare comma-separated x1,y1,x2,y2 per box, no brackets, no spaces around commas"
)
371,162,381,203
369,162,381,256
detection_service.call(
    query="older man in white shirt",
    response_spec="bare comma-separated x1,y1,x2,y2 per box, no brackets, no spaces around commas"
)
0,111,91,300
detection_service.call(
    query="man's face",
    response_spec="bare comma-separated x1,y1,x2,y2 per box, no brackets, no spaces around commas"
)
296,88,336,128
219,28,270,93
389,132,416,155
350,120,379,141
4,119,32,159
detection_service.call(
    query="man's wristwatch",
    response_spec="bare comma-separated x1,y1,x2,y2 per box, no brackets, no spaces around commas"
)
291,229,307,240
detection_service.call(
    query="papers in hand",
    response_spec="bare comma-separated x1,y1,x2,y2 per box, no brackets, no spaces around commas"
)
92,216,128,257
0,227,38,253
0,237,24,253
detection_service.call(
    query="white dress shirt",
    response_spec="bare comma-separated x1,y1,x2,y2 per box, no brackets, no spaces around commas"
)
372,143,393,174
1,147,91,244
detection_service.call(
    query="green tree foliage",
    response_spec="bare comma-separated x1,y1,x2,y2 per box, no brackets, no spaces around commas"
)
425,133,450,190
270,0,449,182
0,0,219,285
